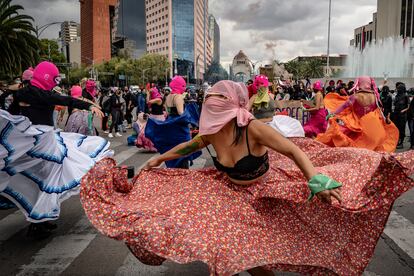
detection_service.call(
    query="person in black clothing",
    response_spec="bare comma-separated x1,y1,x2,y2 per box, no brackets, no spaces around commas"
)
123,86,134,128
108,88,124,138
391,82,410,149
1,61,104,239
380,85,392,123
407,95,414,149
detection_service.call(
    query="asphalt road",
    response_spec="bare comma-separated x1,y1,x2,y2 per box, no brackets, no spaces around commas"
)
0,130,413,276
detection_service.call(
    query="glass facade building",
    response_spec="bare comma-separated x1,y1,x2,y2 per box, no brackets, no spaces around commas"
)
172,0,195,63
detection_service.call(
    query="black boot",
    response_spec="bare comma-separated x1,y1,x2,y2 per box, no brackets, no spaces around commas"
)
397,141,404,149
42,221,58,230
27,223,52,239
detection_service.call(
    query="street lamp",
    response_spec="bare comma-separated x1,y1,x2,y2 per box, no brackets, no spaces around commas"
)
139,68,150,87
326,0,332,78
81,56,96,80
35,22,63,39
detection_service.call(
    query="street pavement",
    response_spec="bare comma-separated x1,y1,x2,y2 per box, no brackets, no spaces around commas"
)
0,130,414,276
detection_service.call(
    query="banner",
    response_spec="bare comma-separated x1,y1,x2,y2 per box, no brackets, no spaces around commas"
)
274,100,313,125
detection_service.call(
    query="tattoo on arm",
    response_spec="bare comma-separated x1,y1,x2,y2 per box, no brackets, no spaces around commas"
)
176,141,200,156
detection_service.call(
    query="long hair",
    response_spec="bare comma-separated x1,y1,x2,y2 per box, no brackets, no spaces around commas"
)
232,118,244,146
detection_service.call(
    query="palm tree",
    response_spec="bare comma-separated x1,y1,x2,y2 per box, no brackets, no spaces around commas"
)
304,59,324,78
0,0,39,78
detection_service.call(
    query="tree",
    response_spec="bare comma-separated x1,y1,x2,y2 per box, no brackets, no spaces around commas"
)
39,39,66,63
135,54,170,85
205,61,229,84
304,59,324,78
0,0,39,79
284,60,305,79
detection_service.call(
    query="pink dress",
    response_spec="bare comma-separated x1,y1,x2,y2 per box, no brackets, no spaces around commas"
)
80,138,414,275
303,108,328,138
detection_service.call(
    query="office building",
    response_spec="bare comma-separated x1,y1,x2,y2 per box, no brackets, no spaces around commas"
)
115,0,146,58
145,0,212,81
60,21,80,47
209,14,220,63
80,0,119,65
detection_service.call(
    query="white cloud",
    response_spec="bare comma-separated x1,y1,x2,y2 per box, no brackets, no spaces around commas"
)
15,0,377,68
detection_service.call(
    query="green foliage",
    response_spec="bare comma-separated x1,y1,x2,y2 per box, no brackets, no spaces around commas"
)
95,54,170,86
205,61,229,84
284,58,324,79
39,39,66,63
0,0,39,79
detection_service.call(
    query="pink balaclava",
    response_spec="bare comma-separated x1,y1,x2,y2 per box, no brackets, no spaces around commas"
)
169,76,186,94
86,79,97,97
30,61,60,91
22,67,34,81
71,85,82,98
349,76,380,102
254,75,269,89
151,86,162,100
199,80,254,136
313,80,323,92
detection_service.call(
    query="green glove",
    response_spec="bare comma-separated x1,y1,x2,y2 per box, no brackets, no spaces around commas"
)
308,174,342,201
326,112,335,121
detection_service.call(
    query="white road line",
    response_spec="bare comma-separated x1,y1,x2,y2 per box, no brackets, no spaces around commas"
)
115,253,209,276
16,217,97,276
109,141,123,148
383,211,414,259
114,148,141,164
0,210,29,242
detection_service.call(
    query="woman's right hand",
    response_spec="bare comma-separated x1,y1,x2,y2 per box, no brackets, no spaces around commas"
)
143,158,162,170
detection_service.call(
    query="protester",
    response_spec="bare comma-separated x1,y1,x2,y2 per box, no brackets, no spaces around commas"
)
123,86,133,129
302,80,328,138
145,76,201,168
107,87,125,138
391,82,410,149
147,84,165,121
65,85,99,135
0,61,110,238
81,80,414,276
317,76,399,152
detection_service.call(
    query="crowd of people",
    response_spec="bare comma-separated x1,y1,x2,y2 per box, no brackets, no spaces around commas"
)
1,60,414,276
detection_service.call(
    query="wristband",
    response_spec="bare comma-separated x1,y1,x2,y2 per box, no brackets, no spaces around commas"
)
307,174,342,201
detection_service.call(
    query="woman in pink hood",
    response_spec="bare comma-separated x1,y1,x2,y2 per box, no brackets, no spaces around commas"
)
302,80,328,138
0,61,110,239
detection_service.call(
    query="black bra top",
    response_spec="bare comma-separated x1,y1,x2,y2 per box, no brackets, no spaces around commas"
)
203,121,269,181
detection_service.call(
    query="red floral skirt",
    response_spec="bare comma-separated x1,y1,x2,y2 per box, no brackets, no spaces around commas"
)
80,138,414,275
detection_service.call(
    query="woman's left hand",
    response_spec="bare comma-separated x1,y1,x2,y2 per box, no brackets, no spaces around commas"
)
91,106,104,118
316,189,342,204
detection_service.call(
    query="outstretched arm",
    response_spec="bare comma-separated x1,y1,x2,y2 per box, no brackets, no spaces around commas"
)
143,135,208,169
250,120,342,204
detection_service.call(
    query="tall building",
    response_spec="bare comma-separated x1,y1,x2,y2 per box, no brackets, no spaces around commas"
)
115,0,146,58
209,14,220,63
145,0,212,81
352,0,414,47
80,0,119,65
60,21,80,47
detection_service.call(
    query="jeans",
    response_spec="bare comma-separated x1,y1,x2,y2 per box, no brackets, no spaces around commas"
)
109,109,121,133
136,94,146,114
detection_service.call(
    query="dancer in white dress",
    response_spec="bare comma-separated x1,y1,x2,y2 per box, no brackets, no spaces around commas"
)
0,61,111,238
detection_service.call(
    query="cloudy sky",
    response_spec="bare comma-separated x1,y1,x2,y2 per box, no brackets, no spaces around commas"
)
15,0,376,67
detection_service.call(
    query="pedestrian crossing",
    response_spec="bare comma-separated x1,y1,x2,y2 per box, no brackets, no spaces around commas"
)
0,141,413,275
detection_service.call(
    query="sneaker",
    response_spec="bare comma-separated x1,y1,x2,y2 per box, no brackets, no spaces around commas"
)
108,133,114,138
115,132,122,137
104,130,109,134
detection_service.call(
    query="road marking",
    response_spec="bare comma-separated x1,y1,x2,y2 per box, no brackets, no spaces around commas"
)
113,148,141,164
115,253,168,276
0,210,29,242
16,217,97,276
383,211,414,259
110,141,123,148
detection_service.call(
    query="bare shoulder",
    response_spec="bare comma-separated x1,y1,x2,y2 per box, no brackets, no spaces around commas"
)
248,119,272,136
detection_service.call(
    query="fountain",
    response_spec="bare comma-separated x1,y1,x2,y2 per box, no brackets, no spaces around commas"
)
343,37,414,88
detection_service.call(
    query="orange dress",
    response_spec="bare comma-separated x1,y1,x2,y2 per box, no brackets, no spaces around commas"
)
316,93,399,152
